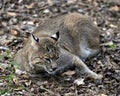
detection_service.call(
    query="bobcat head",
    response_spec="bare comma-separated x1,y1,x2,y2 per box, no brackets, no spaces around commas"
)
29,31,60,73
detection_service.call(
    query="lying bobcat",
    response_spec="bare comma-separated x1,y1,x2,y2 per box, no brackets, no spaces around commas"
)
15,13,102,80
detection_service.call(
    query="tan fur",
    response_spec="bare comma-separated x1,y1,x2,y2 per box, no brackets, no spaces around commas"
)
15,13,102,80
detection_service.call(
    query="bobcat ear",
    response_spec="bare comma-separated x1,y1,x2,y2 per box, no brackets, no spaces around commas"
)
31,34,39,42
30,34,39,48
51,31,59,41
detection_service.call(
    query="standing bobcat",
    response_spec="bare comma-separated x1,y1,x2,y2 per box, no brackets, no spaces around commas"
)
15,13,102,80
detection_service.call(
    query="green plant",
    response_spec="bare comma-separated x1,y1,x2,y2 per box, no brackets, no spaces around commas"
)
0,49,14,60
0,89,10,95
10,61,20,69
109,43,116,49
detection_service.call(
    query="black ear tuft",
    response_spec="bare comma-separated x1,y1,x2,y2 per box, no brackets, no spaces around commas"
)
32,34,39,42
51,31,59,41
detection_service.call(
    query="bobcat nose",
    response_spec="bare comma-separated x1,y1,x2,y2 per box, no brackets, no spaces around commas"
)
51,62,57,70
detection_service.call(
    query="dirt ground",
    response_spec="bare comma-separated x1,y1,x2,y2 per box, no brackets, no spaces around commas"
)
0,0,120,96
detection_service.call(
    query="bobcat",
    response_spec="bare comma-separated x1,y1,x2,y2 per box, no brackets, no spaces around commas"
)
15,13,102,80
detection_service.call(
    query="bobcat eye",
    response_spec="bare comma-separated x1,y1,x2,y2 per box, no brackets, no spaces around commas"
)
45,58,51,63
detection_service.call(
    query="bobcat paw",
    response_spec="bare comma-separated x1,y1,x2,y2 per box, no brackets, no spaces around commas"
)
86,74,103,84
94,74,103,84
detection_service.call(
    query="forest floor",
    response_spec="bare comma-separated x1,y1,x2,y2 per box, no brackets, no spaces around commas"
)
0,0,120,96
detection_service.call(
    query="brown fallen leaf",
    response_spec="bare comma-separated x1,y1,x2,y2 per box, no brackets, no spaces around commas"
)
67,0,77,4
43,9,50,14
47,0,53,6
13,77,19,85
99,94,107,96
25,80,31,86
74,78,85,86
10,29,19,36
64,93,76,96
109,24,117,28
27,21,34,25
97,60,104,67
62,70,76,76
18,0,23,3
7,12,17,17
21,74,30,79
110,5,120,12
14,86,25,91
0,66,5,72
0,30,5,35
25,3,34,9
